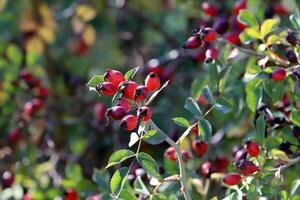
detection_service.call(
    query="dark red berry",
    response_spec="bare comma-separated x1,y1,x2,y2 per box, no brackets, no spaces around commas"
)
119,81,139,100
72,38,89,56
96,82,117,96
1,170,15,188
233,0,247,15
215,155,230,172
31,98,44,111
183,36,202,49
223,173,242,185
147,59,163,77
236,159,259,175
134,85,149,102
274,3,288,16
8,128,22,143
224,31,241,45
191,123,199,135
37,86,49,99
23,101,34,117
201,2,217,17
104,69,125,88
201,161,215,177
65,188,78,200
120,115,138,131
286,31,297,46
137,106,153,121
106,106,127,120
145,73,160,91
165,147,177,161
285,49,298,63
246,141,259,157
271,68,286,81
192,140,208,157
94,102,106,122
213,17,229,34
202,28,217,42
205,48,218,62
115,98,131,112
182,150,191,161
19,69,33,82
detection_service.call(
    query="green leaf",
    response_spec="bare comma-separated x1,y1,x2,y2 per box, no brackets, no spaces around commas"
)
256,114,265,147
271,149,290,162
86,75,104,87
238,10,259,28
191,76,207,98
290,9,300,30
65,163,82,182
137,152,160,178
134,176,150,195
110,167,129,195
246,79,262,112
142,129,166,145
239,31,255,44
291,110,300,127
172,117,189,128
214,97,232,114
199,119,212,142
119,190,138,200
219,66,232,94
6,44,23,66
124,66,140,81
260,19,280,38
150,194,167,200
184,97,202,117
106,149,135,169
92,168,109,190
202,85,214,104
291,179,300,196
244,28,261,39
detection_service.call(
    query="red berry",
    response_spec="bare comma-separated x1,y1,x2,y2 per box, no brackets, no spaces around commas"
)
274,3,288,16
233,0,247,15
236,159,259,175
192,140,208,157
193,49,206,63
119,81,139,100
205,48,219,61
134,85,149,102
37,86,49,99
19,69,33,82
202,2,218,17
145,73,160,91
8,128,22,143
147,59,163,77
94,102,106,122
246,140,260,157
115,98,131,112
165,147,177,161
120,115,138,131
183,36,202,49
72,38,89,56
223,173,242,185
1,170,15,188
215,155,230,172
224,31,241,45
182,150,191,161
107,106,127,120
65,188,78,200
191,123,199,135
271,68,286,81
202,28,218,42
96,82,117,96
31,98,44,111
104,69,125,88
201,161,215,177
23,101,34,117
137,106,153,121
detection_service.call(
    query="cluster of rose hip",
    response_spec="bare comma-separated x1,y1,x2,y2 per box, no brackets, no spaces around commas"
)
95,69,161,131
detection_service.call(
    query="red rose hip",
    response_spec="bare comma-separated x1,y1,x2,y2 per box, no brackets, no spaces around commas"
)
246,140,259,157
165,147,177,161
192,140,208,157
145,72,160,91
202,28,218,42
119,81,139,100
134,85,149,102
115,98,131,112
223,173,242,185
183,36,202,49
202,2,218,17
205,48,219,61
137,106,153,121
233,0,247,15
236,159,259,175
106,106,127,120
120,115,138,131
104,69,125,88
271,68,286,81
96,82,117,96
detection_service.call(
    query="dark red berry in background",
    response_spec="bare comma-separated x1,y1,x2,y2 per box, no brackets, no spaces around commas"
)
215,155,230,172
115,98,131,112
104,69,125,88
224,31,241,45
234,149,247,163
246,140,259,157
120,115,137,131
223,173,242,185
165,146,177,161
236,159,259,175
37,86,49,99
191,123,199,135
213,17,229,34
145,72,160,91
8,128,22,143
182,150,191,161
106,106,127,120
232,17,247,31
1,170,15,188
205,48,218,62
94,102,106,122
201,161,215,177
137,106,153,122
202,28,217,42
147,59,163,77
202,2,217,17
233,0,247,15
293,126,300,138
65,188,78,200
192,140,208,157
19,69,33,82
274,3,288,16
286,31,297,46
183,36,202,49
31,98,44,111
119,81,138,100
271,68,286,81
134,85,149,102
71,37,89,56
96,82,117,96
285,49,298,63
23,101,34,117
193,49,206,63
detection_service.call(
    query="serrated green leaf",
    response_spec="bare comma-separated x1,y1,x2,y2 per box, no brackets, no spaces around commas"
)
124,66,140,81
142,129,166,145
246,79,262,112
86,75,104,87
137,152,160,178
199,119,212,142
184,97,202,117
106,149,135,168
172,117,189,127
238,10,259,28
261,19,279,38
291,110,300,127
65,163,82,183
202,85,214,104
110,167,129,195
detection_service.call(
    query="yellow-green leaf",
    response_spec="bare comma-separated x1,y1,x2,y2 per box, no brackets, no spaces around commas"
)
261,19,280,38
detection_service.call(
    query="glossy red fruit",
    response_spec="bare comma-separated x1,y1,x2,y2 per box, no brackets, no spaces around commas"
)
106,106,127,120
8,128,22,143
65,188,78,200
120,115,138,131
193,49,206,63
104,69,125,88
192,140,208,157
191,123,199,135
223,173,242,185
145,72,160,91
182,150,191,161
202,28,218,42
137,106,153,121
37,86,49,99
1,170,15,188
96,82,117,96
19,69,33,82
246,140,260,157
271,68,286,81
147,59,163,77
134,85,149,102
31,98,44,111
165,147,177,161
119,81,139,100
236,159,259,175
224,31,241,45
202,2,218,17
94,102,106,122
233,0,247,15
183,36,202,49
201,161,215,177
116,98,131,112
205,48,219,61
215,155,230,172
